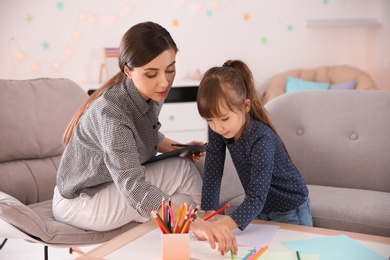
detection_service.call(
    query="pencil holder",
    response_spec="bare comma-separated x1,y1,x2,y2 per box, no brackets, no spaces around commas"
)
161,233,190,260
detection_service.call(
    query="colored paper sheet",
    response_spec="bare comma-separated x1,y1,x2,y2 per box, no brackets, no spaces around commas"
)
260,251,320,260
282,234,386,260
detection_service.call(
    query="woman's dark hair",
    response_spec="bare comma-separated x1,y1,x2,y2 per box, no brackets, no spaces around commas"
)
119,21,178,71
63,21,178,145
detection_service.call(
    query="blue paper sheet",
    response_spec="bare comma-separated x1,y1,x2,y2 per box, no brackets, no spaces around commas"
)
282,234,386,260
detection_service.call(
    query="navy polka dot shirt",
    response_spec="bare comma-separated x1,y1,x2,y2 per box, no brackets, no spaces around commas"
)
201,119,308,230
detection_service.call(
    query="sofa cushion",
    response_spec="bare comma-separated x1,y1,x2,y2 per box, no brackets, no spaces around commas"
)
0,78,88,205
0,191,140,245
308,185,390,237
330,79,356,90
286,77,330,93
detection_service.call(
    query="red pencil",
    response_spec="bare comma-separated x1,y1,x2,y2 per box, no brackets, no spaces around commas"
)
204,204,230,221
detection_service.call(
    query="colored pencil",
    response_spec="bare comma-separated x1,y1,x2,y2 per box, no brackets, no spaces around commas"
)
173,203,185,233
247,245,268,260
151,210,170,234
204,204,230,221
161,198,166,223
242,248,256,260
230,249,234,259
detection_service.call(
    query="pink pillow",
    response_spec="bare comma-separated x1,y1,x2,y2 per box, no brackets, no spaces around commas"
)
330,80,356,90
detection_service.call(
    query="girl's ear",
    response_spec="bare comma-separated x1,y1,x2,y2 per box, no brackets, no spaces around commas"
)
244,99,251,112
124,66,132,79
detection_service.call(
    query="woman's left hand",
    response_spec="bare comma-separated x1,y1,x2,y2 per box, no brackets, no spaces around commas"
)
186,141,206,163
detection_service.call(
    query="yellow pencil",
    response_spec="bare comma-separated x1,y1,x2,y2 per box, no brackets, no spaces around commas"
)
180,216,190,233
173,204,185,233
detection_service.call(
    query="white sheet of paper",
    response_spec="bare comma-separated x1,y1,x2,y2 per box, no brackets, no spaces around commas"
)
233,223,280,248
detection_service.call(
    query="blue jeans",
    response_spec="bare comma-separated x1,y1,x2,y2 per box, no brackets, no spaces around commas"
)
256,198,313,227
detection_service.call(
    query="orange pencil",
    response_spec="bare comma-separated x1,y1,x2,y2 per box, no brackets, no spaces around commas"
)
183,217,194,233
151,210,170,234
247,245,268,260
173,204,185,233
180,216,190,233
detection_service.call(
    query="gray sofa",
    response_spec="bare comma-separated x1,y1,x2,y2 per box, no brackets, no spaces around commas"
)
0,78,140,257
198,90,390,237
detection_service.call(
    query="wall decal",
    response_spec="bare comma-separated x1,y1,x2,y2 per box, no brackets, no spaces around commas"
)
25,14,34,23
56,1,64,10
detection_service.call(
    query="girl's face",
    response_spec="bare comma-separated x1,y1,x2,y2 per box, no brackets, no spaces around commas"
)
125,49,176,102
206,100,250,141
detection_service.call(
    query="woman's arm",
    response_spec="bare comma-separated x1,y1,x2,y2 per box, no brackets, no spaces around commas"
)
158,136,179,153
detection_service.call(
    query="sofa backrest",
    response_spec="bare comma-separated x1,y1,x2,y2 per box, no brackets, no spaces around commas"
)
0,78,87,205
265,90,390,193
262,65,377,104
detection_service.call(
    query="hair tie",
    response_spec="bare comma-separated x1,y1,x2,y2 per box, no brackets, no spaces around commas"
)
222,62,230,67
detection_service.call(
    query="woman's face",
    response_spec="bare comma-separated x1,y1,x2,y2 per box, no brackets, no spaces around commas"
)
125,49,176,102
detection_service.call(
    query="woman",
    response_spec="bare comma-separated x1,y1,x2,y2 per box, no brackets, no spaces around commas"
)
52,21,202,232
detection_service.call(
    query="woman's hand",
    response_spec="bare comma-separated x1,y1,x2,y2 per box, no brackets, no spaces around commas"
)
186,141,206,164
190,217,237,256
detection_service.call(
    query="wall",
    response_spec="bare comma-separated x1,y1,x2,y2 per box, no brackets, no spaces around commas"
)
0,0,388,91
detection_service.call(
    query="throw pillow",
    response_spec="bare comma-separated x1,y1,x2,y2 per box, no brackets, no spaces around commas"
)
286,77,330,93
330,80,356,90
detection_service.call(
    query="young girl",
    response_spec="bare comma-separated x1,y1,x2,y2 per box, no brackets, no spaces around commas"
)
192,59,312,254
52,21,203,232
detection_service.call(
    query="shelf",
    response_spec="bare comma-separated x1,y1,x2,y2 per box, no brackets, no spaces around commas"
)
306,19,382,28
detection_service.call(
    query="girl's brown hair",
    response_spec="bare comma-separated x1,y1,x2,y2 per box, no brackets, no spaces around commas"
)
197,59,291,158
63,21,178,145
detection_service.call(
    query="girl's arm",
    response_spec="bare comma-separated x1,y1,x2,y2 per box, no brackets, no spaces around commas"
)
190,216,238,256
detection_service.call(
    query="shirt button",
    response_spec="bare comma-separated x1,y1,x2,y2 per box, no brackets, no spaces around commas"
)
153,125,156,129
154,146,157,150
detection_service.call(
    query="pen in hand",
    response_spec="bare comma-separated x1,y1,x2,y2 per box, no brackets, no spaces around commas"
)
171,144,191,147
171,143,207,148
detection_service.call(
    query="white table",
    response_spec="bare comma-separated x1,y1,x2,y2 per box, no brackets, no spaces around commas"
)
73,218,390,259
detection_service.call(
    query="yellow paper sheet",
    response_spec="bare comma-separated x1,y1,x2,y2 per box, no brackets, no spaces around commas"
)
259,251,320,260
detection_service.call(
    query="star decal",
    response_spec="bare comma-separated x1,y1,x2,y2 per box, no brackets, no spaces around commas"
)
243,13,250,21
287,24,293,31
56,1,64,10
42,41,50,50
261,37,268,45
25,14,34,23
206,10,213,17
323,0,329,4
172,19,180,28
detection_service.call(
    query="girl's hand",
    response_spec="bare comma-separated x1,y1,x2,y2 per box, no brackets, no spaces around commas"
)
190,217,237,256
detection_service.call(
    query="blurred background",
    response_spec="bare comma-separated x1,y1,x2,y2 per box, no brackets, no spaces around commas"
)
1,0,388,91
